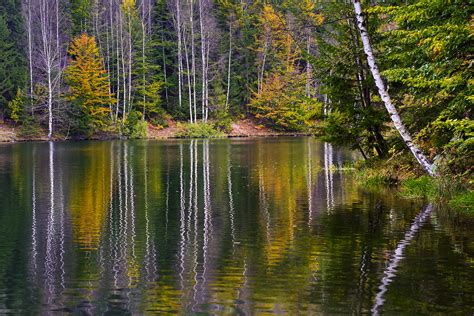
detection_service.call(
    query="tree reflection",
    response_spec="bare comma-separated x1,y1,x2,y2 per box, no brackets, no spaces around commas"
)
0,139,467,314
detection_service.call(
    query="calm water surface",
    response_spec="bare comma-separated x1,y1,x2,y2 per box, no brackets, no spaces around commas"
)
0,138,473,314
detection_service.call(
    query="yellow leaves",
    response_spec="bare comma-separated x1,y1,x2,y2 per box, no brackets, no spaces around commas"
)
310,13,324,26
257,4,300,74
65,33,115,128
121,0,136,15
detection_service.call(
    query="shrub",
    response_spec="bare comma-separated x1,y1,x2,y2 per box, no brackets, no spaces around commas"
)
212,110,233,133
175,121,225,138
18,116,43,138
122,111,148,139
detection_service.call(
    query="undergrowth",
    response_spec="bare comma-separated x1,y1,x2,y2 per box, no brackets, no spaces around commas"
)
354,152,473,214
176,122,225,138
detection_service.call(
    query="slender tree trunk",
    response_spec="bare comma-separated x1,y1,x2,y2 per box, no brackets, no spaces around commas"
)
176,0,183,109
225,22,232,111
183,28,193,123
352,0,436,176
141,20,146,117
258,39,267,94
205,42,209,120
115,11,121,122
305,34,312,97
26,0,34,113
162,32,169,107
189,0,197,122
120,12,127,122
199,0,206,121
105,9,113,118
47,67,53,140
127,10,133,114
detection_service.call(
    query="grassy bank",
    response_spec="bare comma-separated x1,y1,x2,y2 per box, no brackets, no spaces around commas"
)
353,155,473,214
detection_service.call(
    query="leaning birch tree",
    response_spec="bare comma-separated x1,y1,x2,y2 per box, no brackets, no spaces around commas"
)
352,0,436,177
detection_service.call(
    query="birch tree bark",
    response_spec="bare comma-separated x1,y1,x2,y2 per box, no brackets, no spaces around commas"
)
182,27,194,122
305,34,312,98
225,22,232,111
25,0,34,112
38,0,63,140
189,0,197,122
175,0,183,109
198,0,206,122
352,0,436,177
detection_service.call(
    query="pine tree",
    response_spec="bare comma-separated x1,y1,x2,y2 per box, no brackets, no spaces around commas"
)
65,33,115,132
0,14,21,118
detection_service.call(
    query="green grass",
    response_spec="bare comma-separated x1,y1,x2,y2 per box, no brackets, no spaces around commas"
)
399,176,435,199
449,191,474,213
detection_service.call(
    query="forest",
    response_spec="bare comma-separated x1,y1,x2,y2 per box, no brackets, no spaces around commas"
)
0,0,472,184
0,1,474,312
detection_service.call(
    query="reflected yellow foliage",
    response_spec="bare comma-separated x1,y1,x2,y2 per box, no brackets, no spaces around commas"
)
254,141,314,266
69,144,112,250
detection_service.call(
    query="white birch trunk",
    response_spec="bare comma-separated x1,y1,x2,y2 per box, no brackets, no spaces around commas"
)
26,0,34,111
115,11,121,122
189,0,197,122
162,32,169,105
183,28,194,123
258,39,267,94
127,12,132,113
141,17,146,116
47,68,53,140
225,22,232,111
176,0,183,109
305,35,312,98
353,0,436,177
204,42,209,120
120,12,127,122
199,0,206,122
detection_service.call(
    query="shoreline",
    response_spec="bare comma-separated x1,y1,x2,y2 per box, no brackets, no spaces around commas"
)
0,120,314,143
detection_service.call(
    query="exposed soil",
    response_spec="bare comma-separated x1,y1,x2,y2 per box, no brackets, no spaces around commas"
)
147,119,180,139
0,124,16,142
228,119,278,137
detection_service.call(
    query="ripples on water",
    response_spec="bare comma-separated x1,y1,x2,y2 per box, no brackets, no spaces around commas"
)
0,138,473,314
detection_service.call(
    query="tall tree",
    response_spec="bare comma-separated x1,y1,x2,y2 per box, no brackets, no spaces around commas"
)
0,14,21,118
65,33,115,132
352,0,436,176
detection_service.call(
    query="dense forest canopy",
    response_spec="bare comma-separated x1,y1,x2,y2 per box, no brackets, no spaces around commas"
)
0,0,472,176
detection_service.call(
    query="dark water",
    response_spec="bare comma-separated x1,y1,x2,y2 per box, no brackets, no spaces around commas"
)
0,138,473,314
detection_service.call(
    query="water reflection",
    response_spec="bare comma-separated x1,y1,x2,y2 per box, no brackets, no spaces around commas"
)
0,138,472,314
372,203,434,315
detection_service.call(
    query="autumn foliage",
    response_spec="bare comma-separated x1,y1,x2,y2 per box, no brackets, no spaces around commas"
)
65,33,115,131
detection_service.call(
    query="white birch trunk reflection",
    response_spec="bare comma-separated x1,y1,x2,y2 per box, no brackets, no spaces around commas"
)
227,143,236,247
45,142,55,303
371,204,433,315
324,142,334,212
30,147,38,278
307,139,314,225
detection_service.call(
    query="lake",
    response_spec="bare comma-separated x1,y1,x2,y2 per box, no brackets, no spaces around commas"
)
0,138,473,314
